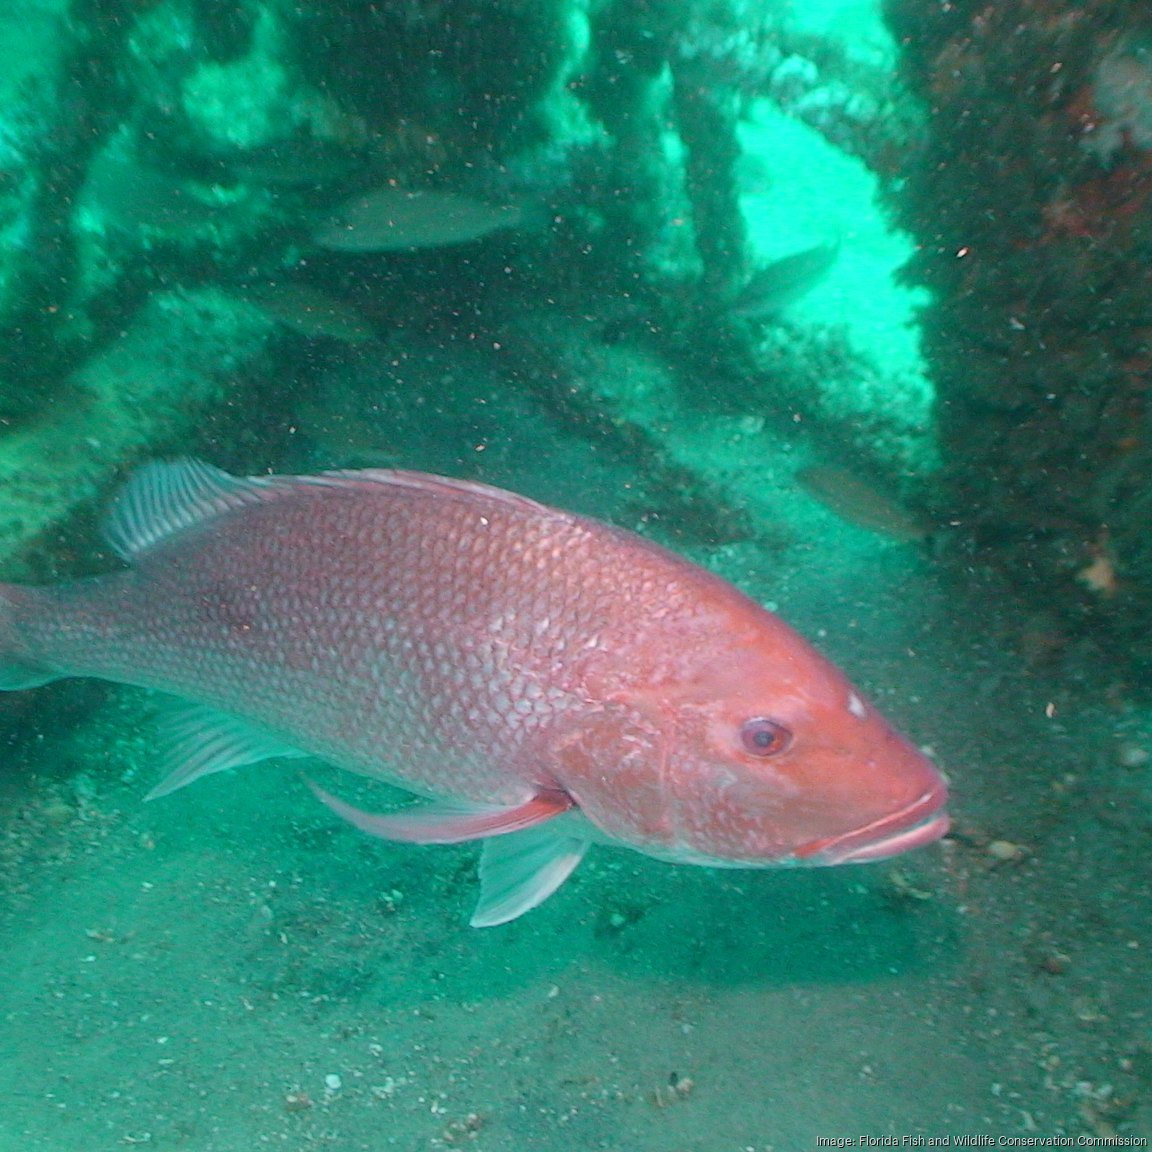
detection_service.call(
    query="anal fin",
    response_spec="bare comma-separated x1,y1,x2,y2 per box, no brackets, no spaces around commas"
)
146,702,307,800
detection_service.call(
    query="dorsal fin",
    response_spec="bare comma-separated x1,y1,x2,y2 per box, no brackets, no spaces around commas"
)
104,459,570,562
104,459,278,560
316,467,558,518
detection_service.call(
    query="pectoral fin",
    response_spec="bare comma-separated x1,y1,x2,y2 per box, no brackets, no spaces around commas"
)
306,782,589,925
305,780,573,844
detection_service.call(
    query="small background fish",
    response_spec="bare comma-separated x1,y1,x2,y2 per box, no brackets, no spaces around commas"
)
314,187,524,251
796,464,934,542
729,239,841,319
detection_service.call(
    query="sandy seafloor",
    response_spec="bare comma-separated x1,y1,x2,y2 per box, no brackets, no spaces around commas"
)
0,368,1150,1151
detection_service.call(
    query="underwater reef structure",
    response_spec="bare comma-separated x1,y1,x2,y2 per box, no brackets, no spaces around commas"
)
0,0,936,587
883,0,1152,671
0,289,272,579
0,0,574,569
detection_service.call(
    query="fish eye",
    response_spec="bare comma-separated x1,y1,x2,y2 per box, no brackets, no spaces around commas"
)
740,717,792,757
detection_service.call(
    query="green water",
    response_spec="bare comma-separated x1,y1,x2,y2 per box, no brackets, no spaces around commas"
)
0,1,1149,1149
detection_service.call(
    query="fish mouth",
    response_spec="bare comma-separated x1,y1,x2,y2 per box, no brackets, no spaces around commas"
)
797,782,950,865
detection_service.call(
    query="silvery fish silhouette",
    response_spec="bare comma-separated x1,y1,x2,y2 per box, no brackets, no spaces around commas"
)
0,461,949,926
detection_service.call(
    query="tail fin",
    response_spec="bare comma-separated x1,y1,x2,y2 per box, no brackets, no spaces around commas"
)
0,584,60,690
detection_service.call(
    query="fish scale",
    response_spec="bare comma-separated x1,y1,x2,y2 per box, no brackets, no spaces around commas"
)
121,480,589,799
0,460,949,926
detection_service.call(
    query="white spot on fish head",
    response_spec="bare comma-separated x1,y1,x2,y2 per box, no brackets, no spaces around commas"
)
847,692,867,720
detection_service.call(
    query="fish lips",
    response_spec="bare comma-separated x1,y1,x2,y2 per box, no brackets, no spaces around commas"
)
796,781,951,865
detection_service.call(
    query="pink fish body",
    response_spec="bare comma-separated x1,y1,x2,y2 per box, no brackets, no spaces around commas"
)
0,461,948,925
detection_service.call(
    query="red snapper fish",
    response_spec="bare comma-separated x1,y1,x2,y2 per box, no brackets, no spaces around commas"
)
0,461,949,926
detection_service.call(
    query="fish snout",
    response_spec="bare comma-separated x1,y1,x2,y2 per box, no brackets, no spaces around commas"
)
794,777,950,865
